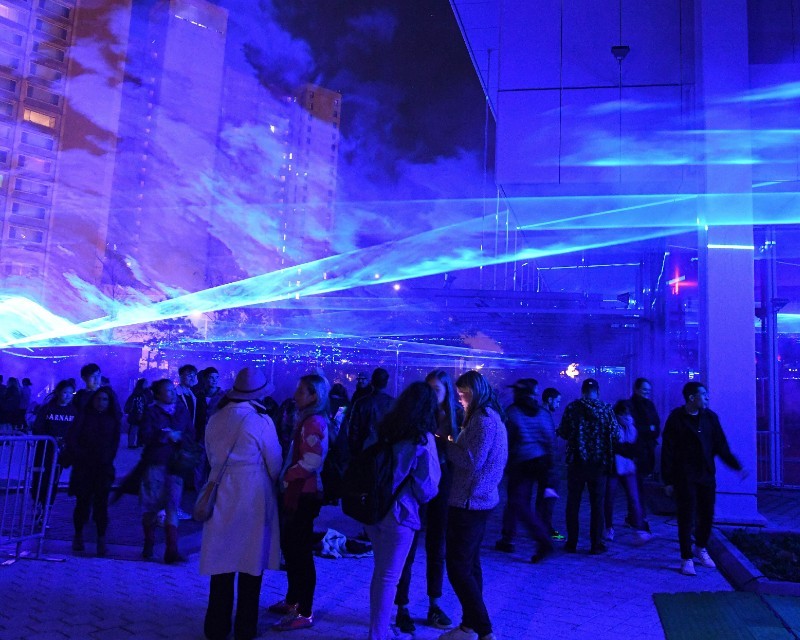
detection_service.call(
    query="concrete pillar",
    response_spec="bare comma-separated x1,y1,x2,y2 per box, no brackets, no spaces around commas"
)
695,0,763,525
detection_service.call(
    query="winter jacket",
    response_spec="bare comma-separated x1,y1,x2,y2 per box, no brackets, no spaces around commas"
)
661,406,742,487
389,433,441,530
505,397,555,465
139,402,194,467
447,407,508,510
281,413,328,510
630,394,661,475
557,397,619,470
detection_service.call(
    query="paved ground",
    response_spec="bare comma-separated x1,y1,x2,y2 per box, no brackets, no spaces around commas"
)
0,443,795,640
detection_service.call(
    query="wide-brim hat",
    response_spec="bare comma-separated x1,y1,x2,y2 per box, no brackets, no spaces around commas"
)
227,367,270,400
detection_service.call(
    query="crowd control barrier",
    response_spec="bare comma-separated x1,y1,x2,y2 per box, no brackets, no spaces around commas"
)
0,435,59,559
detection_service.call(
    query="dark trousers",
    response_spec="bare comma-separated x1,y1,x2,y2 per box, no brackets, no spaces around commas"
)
565,461,607,549
675,481,716,559
446,507,492,637
500,456,553,551
395,462,451,605
72,465,114,537
281,494,321,617
204,572,263,640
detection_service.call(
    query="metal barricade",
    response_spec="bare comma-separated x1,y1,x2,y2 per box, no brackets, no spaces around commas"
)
0,435,59,559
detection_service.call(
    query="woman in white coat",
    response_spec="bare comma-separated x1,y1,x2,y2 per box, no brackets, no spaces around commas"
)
201,367,283,640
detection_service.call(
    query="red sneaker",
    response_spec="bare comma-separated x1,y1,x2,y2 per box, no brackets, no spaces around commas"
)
273,612,313,631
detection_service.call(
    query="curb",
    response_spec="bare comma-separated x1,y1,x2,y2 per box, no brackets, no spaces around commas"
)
709,528,800,596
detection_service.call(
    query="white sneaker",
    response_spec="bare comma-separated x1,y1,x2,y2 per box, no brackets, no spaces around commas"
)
439,625,479,640
603,527,615,541
680,558,697,576
543,488,559,499
693,546,716,568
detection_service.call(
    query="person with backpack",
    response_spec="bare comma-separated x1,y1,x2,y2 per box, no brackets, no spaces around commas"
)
363,381,441,640
440,370,507,640
269,374,330,632
124,378,152,448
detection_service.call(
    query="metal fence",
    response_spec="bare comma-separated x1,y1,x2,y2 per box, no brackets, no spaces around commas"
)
0,435,59,559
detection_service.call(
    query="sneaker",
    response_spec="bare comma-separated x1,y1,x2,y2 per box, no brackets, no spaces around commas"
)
427,605,452,629
439,625,479,640
531,542,554,564
543,487,559,499
693,546,716,568
268,600,298,615
634,530,653,544
177,508,192,521
603,527,615,542
550,530,565,541
396,607,416,633
494,539,515,553
273,612,313,631
590,543,608,555
389,626,413,640
681,558,697,576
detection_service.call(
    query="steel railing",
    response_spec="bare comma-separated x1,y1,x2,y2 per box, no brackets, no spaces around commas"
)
0,435,59,559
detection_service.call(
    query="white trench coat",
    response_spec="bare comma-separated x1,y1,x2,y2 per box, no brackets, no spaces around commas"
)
200,401,283,576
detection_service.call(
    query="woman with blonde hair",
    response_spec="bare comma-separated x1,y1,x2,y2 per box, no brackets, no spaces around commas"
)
201,367,283,640
269,373,330,631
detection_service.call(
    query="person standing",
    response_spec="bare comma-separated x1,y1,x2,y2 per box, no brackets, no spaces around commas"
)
557,378,619,554
629,377,661,528
269,374,330,631
124,378,152,448
201,367,283,640
394,369,461,634
495,378,555,563
366,382,441,640
67,386,121,556
348,368,395,455
539,388,563,540
661,381,746,576
139,378,194,563
440,370,507,640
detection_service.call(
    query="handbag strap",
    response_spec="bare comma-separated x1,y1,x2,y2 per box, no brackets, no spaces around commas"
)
210,415,249,485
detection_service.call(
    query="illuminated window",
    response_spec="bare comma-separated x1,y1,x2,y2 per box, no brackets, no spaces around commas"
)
23,108,56,129
26,85,60,106
32,41,65,62
18,155,52,174
21,130,55,150
0,3,25,24
11,201,46,219
14,178,50,197
8,225,44,243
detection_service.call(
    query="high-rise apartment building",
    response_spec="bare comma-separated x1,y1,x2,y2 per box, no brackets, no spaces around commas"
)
107,0,227,298
0,0,131,316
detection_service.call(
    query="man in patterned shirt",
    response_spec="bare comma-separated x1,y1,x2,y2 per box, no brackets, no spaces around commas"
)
557,378,619,554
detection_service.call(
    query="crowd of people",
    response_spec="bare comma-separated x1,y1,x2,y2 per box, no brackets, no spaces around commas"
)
7,360,746,640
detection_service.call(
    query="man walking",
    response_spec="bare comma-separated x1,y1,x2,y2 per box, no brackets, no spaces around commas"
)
661,381,746,576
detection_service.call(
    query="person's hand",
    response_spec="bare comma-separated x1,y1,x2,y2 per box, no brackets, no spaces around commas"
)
167,429,181,443
664,485,674,498
739,468,750,481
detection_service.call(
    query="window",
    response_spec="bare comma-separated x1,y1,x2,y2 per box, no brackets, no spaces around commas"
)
21,131,55,151
18,155,52,174
23,108,56,128
26,85,60,106
0,3,26,25
0,51,20,70
0,29,22,47
15,178,51,197
34,18,68,41
4,262,41,276
8,225,44,243
0,124,11,139
0,76,16,93
32,41,65,62
38,0,70,20
0,149,7,164
11,201,46,219
30,62,63,83
0,101,12,117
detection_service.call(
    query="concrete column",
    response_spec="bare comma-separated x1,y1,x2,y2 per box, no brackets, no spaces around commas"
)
695,0,763,525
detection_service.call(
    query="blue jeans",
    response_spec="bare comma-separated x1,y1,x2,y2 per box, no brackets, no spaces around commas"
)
446,507,492,637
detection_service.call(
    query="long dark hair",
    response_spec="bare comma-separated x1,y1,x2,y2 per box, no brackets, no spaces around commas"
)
456,370,503,425
44,378,75,407
379,381,438,445
425,369,459,434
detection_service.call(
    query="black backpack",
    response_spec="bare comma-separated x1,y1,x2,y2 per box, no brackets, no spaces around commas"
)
341,439,411,525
